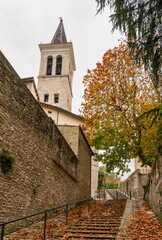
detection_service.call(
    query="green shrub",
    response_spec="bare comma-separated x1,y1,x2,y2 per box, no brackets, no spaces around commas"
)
106,182,118,189
0,149,15,174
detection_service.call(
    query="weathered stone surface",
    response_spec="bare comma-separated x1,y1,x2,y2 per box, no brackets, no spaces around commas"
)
38,42,75,111
0,51,91,224
58,125,92,192
119,169,150,199
145,154,162,217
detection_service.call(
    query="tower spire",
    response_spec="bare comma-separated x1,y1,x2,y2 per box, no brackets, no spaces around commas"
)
51,18,67,44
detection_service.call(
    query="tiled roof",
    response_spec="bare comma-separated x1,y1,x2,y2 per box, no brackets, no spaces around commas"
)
51,18,67,44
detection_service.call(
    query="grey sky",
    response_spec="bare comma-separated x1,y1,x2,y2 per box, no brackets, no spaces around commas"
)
0,0,122,113
0,0,134,178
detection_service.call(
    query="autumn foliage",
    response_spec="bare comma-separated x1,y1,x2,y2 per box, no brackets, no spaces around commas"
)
81,41,160,175
119,201,162,240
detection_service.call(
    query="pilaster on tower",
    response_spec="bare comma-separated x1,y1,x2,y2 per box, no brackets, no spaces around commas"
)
37,19,76,112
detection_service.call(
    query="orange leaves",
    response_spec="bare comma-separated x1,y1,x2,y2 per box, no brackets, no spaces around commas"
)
119,202,162,240
80,40,160,169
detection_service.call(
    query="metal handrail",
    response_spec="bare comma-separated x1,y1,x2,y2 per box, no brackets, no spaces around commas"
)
0,197,93,240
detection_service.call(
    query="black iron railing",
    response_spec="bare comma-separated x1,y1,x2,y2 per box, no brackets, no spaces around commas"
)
0,197,94,240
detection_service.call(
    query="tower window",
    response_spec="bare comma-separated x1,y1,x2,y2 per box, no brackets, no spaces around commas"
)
46,56,53,75
56,56,62,75
44,94,49,102
54,94,59,103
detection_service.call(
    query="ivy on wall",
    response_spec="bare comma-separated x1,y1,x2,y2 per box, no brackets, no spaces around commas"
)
0,149,15,174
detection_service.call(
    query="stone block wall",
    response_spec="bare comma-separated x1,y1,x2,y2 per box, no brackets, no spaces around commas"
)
58,125,79,156
38,43,75,112
38,75,72,111
145,155,162,217
58,125,92,198
0,51,91,224
120,169,150,199
77,127,92,197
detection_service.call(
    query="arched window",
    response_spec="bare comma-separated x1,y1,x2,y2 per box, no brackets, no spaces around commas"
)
46,56,53,75
56,56,62,75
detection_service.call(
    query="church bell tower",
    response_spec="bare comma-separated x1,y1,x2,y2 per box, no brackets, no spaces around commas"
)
38,19,76,112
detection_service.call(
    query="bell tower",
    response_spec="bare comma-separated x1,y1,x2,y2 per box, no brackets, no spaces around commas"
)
38,19,76,112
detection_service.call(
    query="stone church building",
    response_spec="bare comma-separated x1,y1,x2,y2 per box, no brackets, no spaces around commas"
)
23,19,99,197
0,19,98,223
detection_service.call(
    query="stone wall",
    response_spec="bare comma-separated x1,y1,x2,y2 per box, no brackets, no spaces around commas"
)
134,156,151,172
145,154,162,217
120,169,150,199
58,125,92,197
0,51,91,224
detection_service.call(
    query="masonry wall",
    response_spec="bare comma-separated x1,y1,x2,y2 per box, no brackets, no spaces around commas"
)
58,125,92,198
120,169,150,199
145,154,162,217
38,75,72,111
0,51,91,224
38,43,75,111
58,125,79,156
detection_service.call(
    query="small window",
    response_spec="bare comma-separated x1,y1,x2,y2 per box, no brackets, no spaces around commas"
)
44,94,49,102
54,94,59,103
56,56,62,75
46,56,53,75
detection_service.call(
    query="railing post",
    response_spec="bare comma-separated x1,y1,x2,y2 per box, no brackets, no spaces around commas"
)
130,191,131,200
66,205,68,225
116,191,118,200
99,191,100,204
1,224,5,240
43,211,47,240
79,205,81,219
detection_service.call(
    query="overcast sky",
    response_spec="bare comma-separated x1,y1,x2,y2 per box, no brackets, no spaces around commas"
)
0,0,122,113
0,0,134,178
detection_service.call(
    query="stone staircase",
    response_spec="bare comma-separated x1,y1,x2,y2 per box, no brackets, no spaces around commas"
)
96,187,107,202
117,191,128,200
57,200,126,239
106,189,128,200
3,199,127,239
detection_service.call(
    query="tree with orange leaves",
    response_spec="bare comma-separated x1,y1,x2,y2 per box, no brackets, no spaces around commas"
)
81,42,160,175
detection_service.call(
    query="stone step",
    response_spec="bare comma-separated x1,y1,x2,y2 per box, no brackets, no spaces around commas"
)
64,200,126,239
66,230,117,234
67,227,118,231
67,234,116,239
84,217,121,220
74,224,119,227
80,219,121,223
